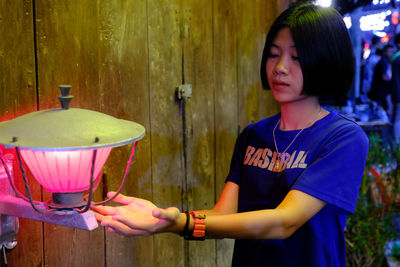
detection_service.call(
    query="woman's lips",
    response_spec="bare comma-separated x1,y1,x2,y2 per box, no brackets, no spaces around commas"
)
272,80,289,89
272,80,289,86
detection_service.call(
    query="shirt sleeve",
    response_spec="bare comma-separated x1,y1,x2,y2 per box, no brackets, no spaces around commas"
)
291,123,369,214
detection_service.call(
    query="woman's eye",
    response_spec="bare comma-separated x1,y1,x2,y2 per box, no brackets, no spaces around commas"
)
292,56,299,60
268,53,279,58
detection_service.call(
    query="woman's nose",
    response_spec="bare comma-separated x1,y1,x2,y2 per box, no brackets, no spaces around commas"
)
273,58,288,75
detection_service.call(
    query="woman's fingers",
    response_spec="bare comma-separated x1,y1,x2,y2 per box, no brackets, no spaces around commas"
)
93,192,178,235
91,205,118,215
107,192,154,209
107,192,134,205
93,211,106,221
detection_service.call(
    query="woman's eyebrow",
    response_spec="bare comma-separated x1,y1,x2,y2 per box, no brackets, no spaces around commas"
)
271,43,296,48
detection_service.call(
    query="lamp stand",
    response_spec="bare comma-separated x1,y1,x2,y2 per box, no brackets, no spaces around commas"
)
49,192,87,209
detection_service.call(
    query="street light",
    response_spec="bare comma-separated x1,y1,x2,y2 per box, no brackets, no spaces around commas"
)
0,85,145,231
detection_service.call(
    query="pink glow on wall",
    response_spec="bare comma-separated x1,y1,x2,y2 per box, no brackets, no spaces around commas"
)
0,154,14,195
20,148,112,193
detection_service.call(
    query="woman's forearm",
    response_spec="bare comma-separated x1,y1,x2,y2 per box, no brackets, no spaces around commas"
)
165,208,288,239
168,190,326,240
204,209,289,240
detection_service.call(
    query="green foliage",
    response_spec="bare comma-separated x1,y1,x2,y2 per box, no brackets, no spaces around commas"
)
345,134,400,267
345,195,397,267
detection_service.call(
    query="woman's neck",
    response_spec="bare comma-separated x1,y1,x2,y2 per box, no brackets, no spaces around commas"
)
279,97,325,130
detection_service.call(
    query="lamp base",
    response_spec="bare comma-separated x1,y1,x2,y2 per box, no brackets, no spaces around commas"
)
48,192,87,209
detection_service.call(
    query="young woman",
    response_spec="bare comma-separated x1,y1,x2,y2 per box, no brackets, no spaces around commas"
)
93,3,369,266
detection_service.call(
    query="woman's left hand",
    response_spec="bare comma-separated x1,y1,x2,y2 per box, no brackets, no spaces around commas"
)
91,192,181,236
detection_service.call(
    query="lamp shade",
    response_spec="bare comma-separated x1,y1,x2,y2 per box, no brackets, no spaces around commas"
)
20,148,111,193
0,108,145,151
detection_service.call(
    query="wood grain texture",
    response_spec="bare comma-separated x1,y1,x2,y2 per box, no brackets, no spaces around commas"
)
95,1,153,266
181,0,217,266
213,0,238,265
148,0,186,266
35,0,100,110
0,0,37,118
237,0,281,131
0,1,43,267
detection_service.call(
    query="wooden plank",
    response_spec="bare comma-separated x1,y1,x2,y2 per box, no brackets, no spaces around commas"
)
34,1,105,266
35,0,100,110
148,0,186,266
237,0,281,131
94,1,154,266
257,0,291,120
213,0,238,265
259,0,292,119
181,0,217,266
0,1,37,117
0,1,43,267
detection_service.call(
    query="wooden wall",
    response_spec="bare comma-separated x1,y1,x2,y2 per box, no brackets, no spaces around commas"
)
0,0,289,266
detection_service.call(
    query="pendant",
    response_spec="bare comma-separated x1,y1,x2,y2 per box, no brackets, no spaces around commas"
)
273,158,281,172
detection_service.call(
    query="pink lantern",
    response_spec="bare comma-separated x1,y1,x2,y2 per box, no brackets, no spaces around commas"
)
0,85,145,211
19,148,111,193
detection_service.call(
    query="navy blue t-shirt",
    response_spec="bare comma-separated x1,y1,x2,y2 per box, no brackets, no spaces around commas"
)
226,112,369,267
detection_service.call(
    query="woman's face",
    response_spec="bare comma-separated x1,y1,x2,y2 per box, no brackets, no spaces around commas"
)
266,27,305,104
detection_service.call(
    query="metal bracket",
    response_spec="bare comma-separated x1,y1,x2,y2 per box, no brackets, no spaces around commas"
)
0,215,18,244
176,84,192,100
0,156,18,257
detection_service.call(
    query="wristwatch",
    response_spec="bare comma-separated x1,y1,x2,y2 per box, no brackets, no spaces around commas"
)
190,211,206,240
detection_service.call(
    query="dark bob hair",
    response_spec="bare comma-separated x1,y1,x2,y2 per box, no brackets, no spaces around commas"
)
260,2,354,104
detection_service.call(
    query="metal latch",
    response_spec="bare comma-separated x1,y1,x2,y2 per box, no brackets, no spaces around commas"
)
176,84,192,100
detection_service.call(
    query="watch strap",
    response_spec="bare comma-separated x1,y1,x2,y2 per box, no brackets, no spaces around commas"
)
190,211,206,240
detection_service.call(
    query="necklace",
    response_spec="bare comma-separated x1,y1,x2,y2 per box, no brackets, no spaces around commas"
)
272,108,323,172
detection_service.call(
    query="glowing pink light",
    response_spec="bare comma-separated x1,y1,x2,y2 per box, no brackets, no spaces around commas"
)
20,148,111,193
0,154,14,195
0,154,13,178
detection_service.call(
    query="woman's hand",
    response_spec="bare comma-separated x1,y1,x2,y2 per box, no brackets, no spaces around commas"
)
91,192,182,236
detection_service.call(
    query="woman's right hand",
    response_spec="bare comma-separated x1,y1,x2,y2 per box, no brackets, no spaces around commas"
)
91,192,183,236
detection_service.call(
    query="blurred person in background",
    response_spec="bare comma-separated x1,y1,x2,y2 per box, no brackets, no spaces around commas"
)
368,43,395,118
391,34,400,142
362,36,381,95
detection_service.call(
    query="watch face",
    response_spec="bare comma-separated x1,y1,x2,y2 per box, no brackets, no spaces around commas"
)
191,211,206,219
